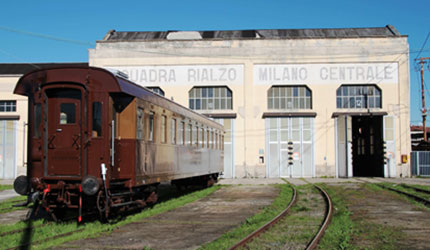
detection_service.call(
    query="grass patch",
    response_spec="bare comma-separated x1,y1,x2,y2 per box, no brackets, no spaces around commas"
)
243,185,324,249
200,184,293,250
0,185,220,250
376,182,430,210
317,184,354,250
0,184,13,192
318,183,405,250
0,196,28,214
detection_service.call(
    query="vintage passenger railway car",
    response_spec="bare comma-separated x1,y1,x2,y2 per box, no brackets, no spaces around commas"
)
13,66,224,220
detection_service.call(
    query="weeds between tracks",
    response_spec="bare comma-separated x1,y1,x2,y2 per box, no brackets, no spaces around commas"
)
0,185,220,250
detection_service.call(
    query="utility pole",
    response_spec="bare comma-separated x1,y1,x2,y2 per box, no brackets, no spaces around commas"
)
416,57,430,141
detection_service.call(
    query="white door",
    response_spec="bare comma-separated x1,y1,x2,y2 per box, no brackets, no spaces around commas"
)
267,117,314,178
336,115,352,177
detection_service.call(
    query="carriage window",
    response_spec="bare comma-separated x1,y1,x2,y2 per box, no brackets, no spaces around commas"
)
93,102,102,137
207,130,210,148
187,124,192,145
171,119,177,144
180,121,185,145
161,115,167,143
136,107,144,139
193,125,198,147
201,128,205,148
60,103,75,124
149,112,154,141
34,104,41,138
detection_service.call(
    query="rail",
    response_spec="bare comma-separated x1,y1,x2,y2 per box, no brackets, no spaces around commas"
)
228,185,297,250
305,185,333,250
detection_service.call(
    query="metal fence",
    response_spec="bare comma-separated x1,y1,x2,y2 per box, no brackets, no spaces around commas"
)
411,151,430,176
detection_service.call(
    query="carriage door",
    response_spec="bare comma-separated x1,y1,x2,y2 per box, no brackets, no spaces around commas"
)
46,88,83,176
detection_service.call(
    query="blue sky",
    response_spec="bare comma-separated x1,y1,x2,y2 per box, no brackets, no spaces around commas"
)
1,0,429,124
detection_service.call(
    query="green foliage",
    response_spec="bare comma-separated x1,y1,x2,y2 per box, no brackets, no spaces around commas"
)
0,185,220,250
317,184,354,250
0,196,27,214
200,184,293,250
0,184,13,191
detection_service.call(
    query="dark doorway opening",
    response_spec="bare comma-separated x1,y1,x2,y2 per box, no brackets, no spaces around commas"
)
352,116,384,177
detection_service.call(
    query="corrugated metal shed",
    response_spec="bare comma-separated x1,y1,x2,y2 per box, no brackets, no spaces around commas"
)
102,25,402,41
0,63,88,75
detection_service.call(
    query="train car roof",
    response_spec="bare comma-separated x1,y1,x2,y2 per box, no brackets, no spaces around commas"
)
14,66,223,130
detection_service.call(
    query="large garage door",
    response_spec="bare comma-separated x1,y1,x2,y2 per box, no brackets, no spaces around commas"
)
266,117,314,178
0,120,17,179
214,118,234,178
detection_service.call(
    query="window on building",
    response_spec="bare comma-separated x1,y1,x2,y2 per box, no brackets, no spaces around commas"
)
189,87,232,110
268,86,312,109
147,87,165,96
0,101,16,112
336,85,381,109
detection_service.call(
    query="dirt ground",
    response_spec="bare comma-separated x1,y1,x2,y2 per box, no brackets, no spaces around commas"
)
55,185,280,250
330,183,430,249
0,209,29,224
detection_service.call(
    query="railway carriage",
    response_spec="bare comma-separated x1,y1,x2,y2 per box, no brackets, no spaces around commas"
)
13,66,224,220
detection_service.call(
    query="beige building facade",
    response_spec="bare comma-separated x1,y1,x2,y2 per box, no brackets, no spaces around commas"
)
0,74,27,179
85,25,410,178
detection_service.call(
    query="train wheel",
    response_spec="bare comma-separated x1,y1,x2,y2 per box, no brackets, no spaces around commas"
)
97,190,111,220
207,176,216,187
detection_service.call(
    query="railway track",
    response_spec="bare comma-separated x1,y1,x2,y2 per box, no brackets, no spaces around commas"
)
378,183,430,207
229,184,333,250
356,178,430,207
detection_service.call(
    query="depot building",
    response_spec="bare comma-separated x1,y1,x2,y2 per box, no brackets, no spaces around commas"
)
88,25,410,178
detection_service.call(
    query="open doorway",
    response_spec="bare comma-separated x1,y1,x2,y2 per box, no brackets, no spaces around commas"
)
351,116,384,177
